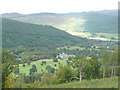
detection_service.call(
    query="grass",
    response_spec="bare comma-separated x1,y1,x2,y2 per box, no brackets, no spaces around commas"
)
41,77,118,88
17,59,68,75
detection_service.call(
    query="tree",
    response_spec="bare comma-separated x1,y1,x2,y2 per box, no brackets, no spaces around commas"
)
54,64,57,67
32,65,37,72
41,61,46,64
13,75,25,88
26,60,31,65
56,65,74,83
46,65,55,73
100,50,110,78
4,74,14,88
29,65,37,75
41,72,52,85
83,59,101,79
2,50,18,88
66,60,70,65
23,64,26,67
14,68,20,75
50,75,60,85
71,56,88,82
109,49,118,77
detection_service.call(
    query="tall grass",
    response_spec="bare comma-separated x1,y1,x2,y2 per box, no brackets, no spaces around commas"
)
38,77,118,88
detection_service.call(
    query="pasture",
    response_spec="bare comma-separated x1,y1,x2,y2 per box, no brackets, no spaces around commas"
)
17,59,68,75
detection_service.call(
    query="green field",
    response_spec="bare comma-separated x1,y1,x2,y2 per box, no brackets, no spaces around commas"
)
39,77,118,88
17,59,68,76
57,46,85,50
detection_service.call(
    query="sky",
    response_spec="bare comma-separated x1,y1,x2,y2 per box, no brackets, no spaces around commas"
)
0,0,119,14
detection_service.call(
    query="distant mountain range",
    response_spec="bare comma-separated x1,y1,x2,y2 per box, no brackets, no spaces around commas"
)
1,10,118,34
1,13,25,18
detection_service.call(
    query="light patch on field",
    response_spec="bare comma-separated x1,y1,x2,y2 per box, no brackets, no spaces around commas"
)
66,31,118,41
58,17,86,32
66,31,91,37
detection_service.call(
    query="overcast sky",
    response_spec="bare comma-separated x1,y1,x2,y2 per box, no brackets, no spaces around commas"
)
0,0,119,14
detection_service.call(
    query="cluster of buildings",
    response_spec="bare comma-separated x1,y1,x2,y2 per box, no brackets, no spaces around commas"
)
56,53,75,59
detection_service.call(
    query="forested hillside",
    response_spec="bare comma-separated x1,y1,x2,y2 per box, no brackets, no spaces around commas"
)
2,18,88,48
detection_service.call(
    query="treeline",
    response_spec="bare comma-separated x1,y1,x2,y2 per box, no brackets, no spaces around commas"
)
2,49,119,88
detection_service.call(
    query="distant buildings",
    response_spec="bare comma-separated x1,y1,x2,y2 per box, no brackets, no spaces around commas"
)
56,53,75,59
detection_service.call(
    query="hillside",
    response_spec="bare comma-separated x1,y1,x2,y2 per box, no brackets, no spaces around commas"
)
2,18,87,48
2,10,117,34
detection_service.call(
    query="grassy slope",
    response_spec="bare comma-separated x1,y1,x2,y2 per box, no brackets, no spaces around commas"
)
41,77,118,88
